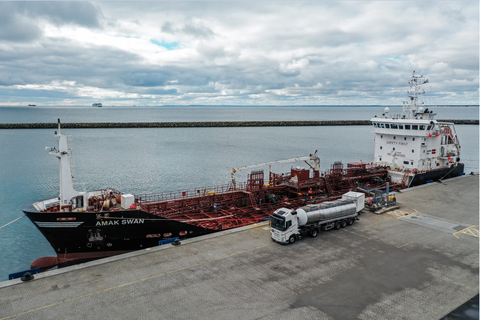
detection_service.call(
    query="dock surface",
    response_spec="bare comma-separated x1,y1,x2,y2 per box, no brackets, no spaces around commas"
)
1,175,478,320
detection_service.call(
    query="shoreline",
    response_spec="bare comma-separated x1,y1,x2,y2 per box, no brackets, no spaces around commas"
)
0,119,478,129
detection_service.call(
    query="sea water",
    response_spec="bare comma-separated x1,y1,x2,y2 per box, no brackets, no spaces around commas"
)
0,106,478,280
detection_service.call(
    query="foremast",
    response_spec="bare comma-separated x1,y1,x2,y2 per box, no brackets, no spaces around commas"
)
402,70,429,119
49,119,80,209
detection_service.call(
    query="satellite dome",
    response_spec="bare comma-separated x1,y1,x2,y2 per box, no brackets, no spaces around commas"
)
384,107,390,113
418,107,424,113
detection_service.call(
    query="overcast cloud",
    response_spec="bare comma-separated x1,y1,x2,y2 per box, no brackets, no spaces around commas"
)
0,1,478,106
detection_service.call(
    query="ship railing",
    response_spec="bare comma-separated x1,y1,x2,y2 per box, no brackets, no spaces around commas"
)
88,188,121,197
34,198,60,211
135,182,247,204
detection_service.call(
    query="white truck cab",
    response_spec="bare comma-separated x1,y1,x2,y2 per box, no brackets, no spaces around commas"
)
271,192,364,244
270,208,300,244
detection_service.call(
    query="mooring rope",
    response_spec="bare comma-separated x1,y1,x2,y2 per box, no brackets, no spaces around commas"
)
0,215,25,230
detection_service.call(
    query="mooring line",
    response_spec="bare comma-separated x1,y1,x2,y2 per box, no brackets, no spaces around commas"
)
0,216,25,230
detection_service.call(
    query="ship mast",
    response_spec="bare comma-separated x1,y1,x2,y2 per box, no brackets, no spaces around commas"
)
402,70,429,119
49,119,79,208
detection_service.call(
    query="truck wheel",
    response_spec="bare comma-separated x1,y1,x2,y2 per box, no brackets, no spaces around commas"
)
348,218,355,226
335,221,342,230
289,235,296,244
341,220,347,228
310,228,319,238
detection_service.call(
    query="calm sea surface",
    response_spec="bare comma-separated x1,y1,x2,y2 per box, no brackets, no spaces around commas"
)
0,106,478,280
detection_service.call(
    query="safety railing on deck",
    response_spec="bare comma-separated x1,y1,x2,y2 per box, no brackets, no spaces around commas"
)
135,182,247,204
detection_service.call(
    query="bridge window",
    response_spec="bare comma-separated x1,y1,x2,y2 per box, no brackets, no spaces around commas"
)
405,125,411,129
403,161,409,165
412,125,418,130
385,124,390,128
420,125,426,130
399,124,404,129
391,124,398,129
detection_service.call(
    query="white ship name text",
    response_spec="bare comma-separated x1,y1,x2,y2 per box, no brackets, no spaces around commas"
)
96,219,145,226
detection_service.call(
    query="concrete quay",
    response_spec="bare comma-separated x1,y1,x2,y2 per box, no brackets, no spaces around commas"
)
0,174,478,320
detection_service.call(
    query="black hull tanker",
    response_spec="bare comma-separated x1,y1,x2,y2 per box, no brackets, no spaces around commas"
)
23,72,464,269
24,120,393,269
22,203,219,268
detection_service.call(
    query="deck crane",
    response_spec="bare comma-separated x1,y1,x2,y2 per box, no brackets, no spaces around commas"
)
231,151,320,185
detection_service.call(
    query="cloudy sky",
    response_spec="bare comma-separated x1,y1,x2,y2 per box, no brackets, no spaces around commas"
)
0,1,478,106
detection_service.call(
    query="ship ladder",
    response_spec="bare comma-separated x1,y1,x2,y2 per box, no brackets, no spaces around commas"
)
248,192,258,208
325,181,333,195
401,172,409,186
348,178,356,190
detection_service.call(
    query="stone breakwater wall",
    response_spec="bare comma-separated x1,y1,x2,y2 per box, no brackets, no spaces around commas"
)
0,119,477,129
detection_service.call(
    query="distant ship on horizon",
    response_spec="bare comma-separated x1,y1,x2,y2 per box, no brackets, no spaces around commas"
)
92,103,102,107
28,104,36,107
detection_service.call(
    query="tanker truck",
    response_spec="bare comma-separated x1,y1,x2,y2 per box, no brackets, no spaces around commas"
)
270,192,365,244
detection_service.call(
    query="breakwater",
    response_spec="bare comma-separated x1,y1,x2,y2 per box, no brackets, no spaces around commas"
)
0,119,477,129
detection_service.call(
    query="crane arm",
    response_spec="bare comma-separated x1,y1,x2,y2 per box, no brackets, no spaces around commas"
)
231,151,320,183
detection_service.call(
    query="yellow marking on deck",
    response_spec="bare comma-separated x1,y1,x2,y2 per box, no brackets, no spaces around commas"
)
453,225,479,239
0,242,274,320
386,208,418,218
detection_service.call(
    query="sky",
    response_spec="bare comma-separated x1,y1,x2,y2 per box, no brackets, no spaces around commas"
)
0,1,478,107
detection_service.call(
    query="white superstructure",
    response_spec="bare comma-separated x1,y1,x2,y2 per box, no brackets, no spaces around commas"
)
371,71,461,184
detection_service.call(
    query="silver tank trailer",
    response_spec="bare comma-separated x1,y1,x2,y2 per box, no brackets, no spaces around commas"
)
296,199,357,226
